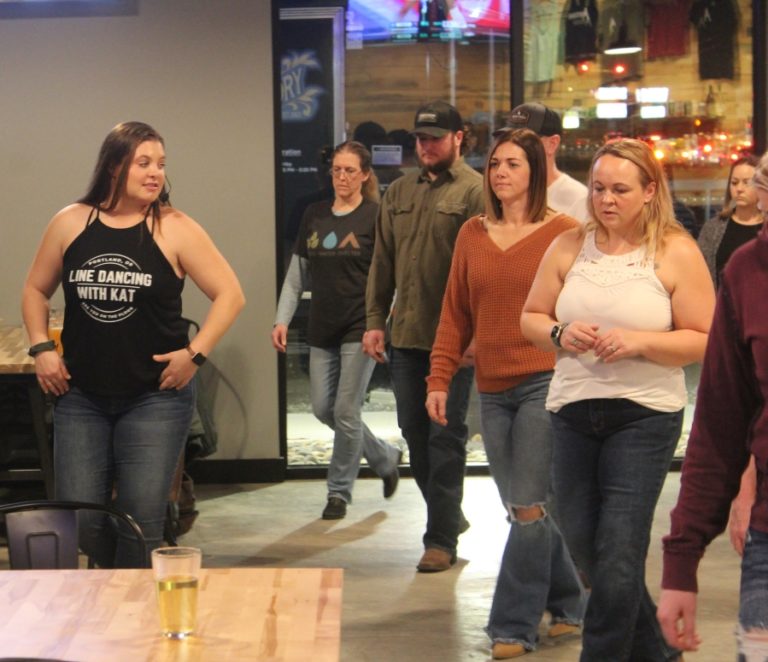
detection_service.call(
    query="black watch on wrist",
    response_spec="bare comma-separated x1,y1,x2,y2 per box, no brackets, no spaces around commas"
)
550,322,568,349
186,344,207,366
28,340,57,357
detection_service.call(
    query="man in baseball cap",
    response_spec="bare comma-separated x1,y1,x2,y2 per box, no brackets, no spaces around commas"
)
506,102,564,137
365,100,483,572
503,102,588,222
410,100,464,138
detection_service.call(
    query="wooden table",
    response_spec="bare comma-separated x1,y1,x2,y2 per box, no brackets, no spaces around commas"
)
0,325,35,374
0,325,54,496
0,567,343,661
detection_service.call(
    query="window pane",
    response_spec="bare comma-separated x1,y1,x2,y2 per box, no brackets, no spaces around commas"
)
525,0,755,462
285,0,513,467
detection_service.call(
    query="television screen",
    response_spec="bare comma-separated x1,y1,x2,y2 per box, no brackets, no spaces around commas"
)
0,0,135,18
347,0,510,44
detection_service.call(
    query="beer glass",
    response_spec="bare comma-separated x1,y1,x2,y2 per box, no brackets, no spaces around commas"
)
151,546,202,639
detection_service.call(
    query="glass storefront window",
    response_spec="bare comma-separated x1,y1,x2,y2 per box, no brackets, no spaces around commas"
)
282,0,758,468
530,0,754,226
524,0,754,461
284,0,512,467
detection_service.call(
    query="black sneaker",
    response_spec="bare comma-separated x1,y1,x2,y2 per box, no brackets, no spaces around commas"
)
322,497,347,520
382,449,403,499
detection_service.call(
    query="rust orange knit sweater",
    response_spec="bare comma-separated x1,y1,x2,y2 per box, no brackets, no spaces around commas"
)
427,213,579,394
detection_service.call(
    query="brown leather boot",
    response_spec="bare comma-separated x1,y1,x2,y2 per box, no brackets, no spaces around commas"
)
416,548,456,572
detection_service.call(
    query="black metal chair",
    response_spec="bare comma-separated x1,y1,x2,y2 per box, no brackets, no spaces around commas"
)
0,500,147,569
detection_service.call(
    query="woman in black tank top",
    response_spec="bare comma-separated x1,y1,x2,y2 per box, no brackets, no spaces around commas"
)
22,121,245,568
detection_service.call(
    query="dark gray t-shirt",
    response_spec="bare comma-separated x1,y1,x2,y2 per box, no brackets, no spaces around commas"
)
295,198,378,347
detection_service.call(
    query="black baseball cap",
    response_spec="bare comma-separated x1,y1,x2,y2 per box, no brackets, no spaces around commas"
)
411,100,463,138
505,103,562,136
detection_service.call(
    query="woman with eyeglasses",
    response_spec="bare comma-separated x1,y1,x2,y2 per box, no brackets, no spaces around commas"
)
521,138,714,661
658,152,768,659
271,140,402,520
426,127,586,659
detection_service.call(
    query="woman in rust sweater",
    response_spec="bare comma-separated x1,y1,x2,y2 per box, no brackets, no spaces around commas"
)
426,128,585,660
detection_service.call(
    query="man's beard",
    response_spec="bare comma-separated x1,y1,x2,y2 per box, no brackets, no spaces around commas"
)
421,153,456,175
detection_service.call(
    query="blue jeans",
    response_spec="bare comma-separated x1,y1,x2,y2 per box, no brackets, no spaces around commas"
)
481,372,586,650
310,343,400,504
738,528,768,661
550,398,683,662
53,383,195,568
388,347,473,554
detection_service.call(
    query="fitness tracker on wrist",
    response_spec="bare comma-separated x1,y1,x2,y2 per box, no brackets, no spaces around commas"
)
28,340,57,357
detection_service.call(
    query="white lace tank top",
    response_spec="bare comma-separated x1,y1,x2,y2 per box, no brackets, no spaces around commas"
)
546,230,686,413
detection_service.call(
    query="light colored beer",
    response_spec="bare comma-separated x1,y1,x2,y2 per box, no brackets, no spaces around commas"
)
155,575,198,638
48,327,63,356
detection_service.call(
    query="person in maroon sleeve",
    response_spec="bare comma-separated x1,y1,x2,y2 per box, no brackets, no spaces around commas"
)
657,151,768,659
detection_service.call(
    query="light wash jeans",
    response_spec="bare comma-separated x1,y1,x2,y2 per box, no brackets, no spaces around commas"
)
551,398,683,662
480,372,585,650
738,528,768,661
53,383,195,568
310,343,400,504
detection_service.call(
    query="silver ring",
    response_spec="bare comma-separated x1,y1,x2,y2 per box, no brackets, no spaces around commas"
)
609,345,616,353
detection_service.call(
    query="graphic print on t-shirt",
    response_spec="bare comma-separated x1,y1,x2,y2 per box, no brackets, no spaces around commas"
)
67,252,153,323
308,230,362,255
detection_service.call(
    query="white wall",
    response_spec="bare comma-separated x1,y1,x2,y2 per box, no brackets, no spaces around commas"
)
0,0,280,464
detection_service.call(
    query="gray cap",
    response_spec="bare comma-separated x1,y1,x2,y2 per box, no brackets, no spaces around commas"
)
506,103,562,136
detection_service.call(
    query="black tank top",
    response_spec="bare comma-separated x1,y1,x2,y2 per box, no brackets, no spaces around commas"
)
61,210,188,396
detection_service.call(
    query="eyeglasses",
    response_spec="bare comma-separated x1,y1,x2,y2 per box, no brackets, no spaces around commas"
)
330,166,361,178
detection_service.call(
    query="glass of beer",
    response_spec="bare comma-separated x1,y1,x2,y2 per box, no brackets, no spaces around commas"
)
48,308,64,356
151,546,202,639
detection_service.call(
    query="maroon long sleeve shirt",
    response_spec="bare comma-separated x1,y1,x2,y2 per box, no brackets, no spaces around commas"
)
662,228,768,592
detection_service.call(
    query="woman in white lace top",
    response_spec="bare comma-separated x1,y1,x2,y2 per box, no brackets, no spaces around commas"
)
520,139,714,662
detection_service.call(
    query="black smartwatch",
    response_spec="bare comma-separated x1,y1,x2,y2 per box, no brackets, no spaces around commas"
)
186,344,207,366
550,322,568,349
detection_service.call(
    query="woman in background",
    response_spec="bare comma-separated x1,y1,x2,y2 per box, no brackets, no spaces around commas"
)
521,138,714,661
271,141,401,521
426,128,585,660
697,153,762,288
22,121,245,567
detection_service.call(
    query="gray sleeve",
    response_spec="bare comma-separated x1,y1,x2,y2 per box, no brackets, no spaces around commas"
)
697,217,724,286
274,254,309,326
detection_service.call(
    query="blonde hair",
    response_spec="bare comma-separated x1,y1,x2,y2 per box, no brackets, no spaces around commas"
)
587,138,684,252
754,151,768,192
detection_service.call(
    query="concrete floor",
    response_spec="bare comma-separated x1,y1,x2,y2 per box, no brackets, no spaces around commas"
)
179,472,741,661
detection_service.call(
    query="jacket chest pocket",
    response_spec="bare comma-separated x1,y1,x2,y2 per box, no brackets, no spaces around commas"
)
434,201,469,239
390,203,415,239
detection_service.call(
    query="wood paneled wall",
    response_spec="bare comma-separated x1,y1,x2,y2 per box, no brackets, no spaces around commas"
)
345,40,511,135
344,0,754,143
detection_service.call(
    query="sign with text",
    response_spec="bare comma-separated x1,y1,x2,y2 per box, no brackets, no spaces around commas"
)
279,8,344,258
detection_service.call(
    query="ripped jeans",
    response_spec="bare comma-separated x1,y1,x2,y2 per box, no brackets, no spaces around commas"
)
739,528,768,662
480,372,586,650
